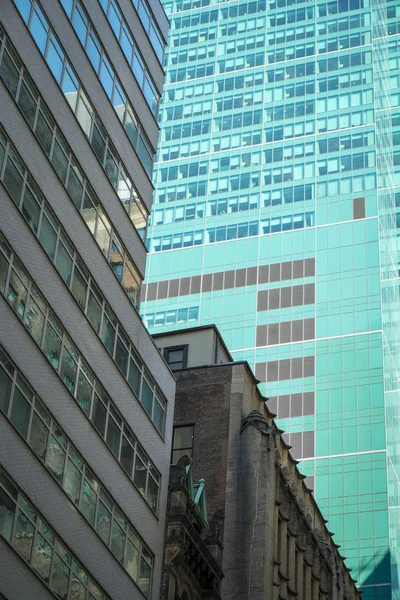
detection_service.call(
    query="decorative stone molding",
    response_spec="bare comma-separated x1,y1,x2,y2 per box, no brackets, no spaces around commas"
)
241,410,274,437
203,510,225,544
169,455,192,489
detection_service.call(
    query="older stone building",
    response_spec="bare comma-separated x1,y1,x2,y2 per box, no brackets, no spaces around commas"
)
155,326,361,600
162,461,224,600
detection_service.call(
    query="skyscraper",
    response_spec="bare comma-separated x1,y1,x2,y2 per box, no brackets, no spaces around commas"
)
0,1,175,599
141,0,400,597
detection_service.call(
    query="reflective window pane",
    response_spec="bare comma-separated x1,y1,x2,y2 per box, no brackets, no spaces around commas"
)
29,411,49,461
51,553,70,599
52,137,69,183
110,519,125,563
0,252,8,294
106,417,120,458
0,48,20,98
138,556,151,596
47,36,64,83
60,346,78,394
92,395,107,436
24,296,45,346
43,323,62,371
30,6,49,54
81,480,96,525
140,379,153,417
134,455,146,496
39,214,57,260
96,502,111,545
128,357,141,396
115,337,128,376
124,538,139,580
0,365,12,414
14,509,34,562
47,436,65,485
87,290,102,333
3,157,23,205
76,370,92,415
55,242,73,286
71,267,88,310
7,268,27,319
147,476,158,512
120,436,134,477
21,182,41,233
32,532,52,581
0,487,16,541
9,387,30,438
100,315,115,355
63,459,81,505
67,163,84,208
35,109,53,156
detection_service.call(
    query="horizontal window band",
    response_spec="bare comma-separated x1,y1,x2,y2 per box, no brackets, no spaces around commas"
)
0,463,112,600
0,130,166,437
256,318,315,347
255,355,315,382
142,257,315,301
282,430,315,460
0,232,162,513
0,344,154,596
0,27,145,300
267,392,315,418
5,10,150,224
257,283,315,311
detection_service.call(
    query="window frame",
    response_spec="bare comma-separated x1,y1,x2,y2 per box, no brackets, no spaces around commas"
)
163,344,189,371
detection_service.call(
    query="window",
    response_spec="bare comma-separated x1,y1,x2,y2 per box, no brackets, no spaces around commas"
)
172,425,194,464
163,345,188,371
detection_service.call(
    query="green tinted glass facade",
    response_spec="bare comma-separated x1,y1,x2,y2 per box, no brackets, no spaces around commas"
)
142,0,400,596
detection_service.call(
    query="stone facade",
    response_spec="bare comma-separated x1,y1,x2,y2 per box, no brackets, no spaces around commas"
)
171,360,361,600
162,460,224,600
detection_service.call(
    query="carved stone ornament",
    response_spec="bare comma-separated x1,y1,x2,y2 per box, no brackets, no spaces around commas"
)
275,449,282,466
241,410,273,437
203,509,225,543
306,513,313,526
281,466,290,481
298,498,305,513
290,482,297,496
165,544,184,566
169,455,191,489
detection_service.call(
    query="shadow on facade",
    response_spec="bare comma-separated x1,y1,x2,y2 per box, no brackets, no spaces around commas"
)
358,550,397,600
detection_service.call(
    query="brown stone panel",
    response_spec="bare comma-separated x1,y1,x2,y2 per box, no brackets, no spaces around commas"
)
213,271,224,290
255,356,315,383
168,279,179,297
202,273,213,292
224,270,235,289
235,268,246,287
179,276,190,296
147,258,316,302
158,280,168,299
146,281,157,301
190,275,201,294
265,392,315,418
258,264,269,283
256,324,268,347
247,266,258,285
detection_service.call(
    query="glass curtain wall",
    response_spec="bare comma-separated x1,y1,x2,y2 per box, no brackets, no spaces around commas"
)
142,0,400,597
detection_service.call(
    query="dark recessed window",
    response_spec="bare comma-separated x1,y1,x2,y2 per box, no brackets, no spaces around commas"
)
163,344,188,371
172,425,194,464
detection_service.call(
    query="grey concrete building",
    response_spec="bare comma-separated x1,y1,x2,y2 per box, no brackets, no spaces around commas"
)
155,326,360,600
0,2,174,600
